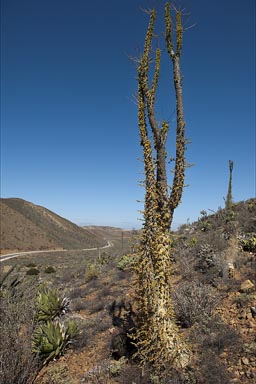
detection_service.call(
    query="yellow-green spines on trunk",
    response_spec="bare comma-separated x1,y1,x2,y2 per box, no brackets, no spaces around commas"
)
133,2,191,374
226,160,234,210
176,12,183,55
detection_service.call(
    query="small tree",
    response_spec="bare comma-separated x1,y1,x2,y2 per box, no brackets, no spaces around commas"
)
133,2,191,373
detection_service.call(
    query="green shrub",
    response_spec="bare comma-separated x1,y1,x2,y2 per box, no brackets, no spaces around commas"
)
32,319,78,364
198,220,211,232
84,264,99,283
98,251,113,265
44,266,56,274
189,237,198,247
26,267,40,275
239,233,256,252
37,287,70,322
117,254,135,271
26,262,37,268
197,210,211,232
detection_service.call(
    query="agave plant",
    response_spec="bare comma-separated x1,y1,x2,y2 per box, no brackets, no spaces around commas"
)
32,319,78,364
66,319,79,339
37,287,70,322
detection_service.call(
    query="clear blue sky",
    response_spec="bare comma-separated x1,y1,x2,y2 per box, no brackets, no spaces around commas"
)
1,0,255,229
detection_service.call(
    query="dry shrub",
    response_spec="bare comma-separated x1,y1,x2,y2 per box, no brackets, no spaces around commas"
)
199,352,232,384
235,198,256,233
93,312,112,333
176,246,197,280
80,360,110,383
202,318,239,354
88,300,105,314
0,283,41,384
173,281,219,327
99,286,111,297
118,365,200,384
190,315,240,355
117,363,148,383
38,363,74,384
69,286,88,300
69,319,88,351
71,298,87,312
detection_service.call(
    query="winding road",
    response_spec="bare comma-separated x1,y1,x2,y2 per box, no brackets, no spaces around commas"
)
0,240,113,262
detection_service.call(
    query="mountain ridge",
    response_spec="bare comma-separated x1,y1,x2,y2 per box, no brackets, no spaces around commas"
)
0,198,106,253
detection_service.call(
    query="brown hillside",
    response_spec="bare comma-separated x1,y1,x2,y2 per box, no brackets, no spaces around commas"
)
0,198,106,253
84,225,135,241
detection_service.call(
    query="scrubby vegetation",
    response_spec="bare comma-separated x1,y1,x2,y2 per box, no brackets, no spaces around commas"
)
0,282,40,384
0,199,255,383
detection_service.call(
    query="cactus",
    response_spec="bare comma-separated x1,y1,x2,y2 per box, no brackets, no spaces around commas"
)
37,287,70,322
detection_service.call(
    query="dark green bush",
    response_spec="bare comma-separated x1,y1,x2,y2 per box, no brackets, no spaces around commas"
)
26,267,40,275
26,262,37,268
44,266,56,274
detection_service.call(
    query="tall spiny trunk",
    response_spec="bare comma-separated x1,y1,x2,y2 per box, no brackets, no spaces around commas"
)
226,160,234,210
133,3,191,372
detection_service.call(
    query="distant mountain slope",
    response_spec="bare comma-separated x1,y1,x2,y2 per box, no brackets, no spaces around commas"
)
84,226,135,240
0,198,106,253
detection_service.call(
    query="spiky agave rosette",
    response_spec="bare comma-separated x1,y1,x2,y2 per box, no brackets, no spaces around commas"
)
32,319,78,364
37,287,70,322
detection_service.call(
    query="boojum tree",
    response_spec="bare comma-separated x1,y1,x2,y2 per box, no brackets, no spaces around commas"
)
225,160,234,210
133,3,191,372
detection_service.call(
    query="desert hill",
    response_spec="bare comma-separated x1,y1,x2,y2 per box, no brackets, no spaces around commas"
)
84,225,135,240
0,198,106,253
